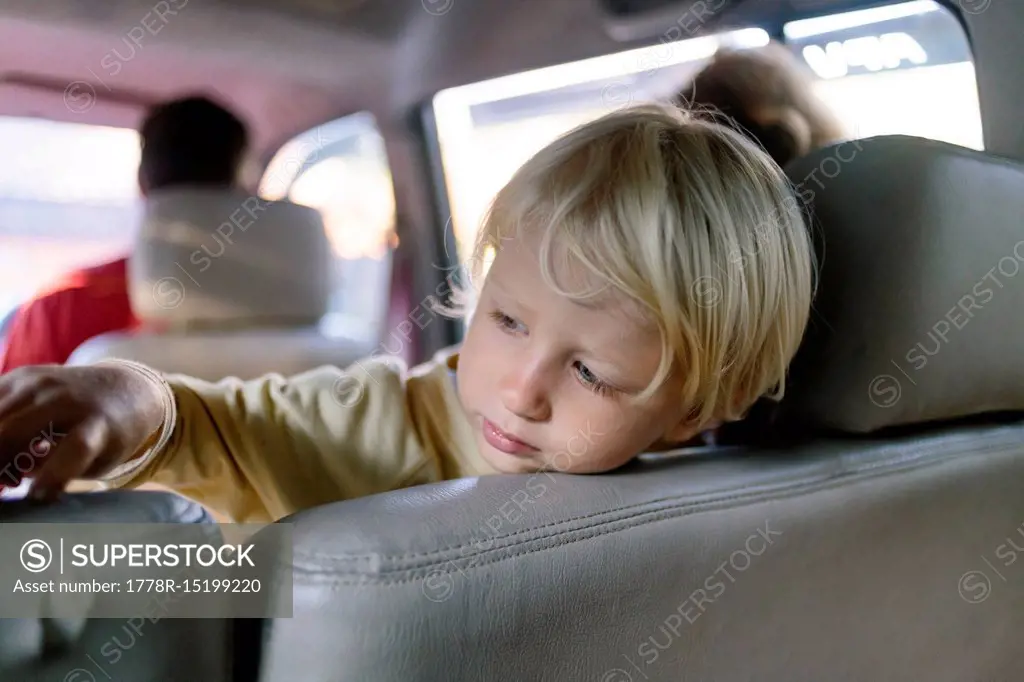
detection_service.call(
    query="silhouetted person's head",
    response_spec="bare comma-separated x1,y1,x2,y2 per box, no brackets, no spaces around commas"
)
677,42,846,168
138,95,248,195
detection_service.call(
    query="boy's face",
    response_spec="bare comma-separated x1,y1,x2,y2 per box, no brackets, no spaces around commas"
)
457,234,702,475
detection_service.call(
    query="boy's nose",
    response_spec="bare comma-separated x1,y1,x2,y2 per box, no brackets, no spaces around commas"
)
498,366,551,423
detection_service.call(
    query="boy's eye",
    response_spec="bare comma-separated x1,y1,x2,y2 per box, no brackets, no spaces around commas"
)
573,361,613,397
488,310,526,335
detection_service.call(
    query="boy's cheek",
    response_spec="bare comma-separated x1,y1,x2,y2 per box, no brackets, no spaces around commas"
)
458,316,492,371
556,448,635,474
459,325,510,399
544,432,634,474
455,327,485,392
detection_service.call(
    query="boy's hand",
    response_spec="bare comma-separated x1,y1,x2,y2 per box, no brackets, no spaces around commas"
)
0,364,166,501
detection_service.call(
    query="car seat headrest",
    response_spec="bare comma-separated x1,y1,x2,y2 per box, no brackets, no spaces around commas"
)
779,135,1024,433
128,187,333,329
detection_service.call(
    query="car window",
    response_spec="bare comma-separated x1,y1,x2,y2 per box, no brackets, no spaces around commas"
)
0,117,141,324
432,27,772,287
259,111,396,344
784,0,982,150
432,0,981,305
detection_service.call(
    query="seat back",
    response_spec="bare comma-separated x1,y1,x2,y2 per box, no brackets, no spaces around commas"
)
259,427,1024,682
254,136,1024,681
0,492,235,682
68,187,376,378
127,187,332,327
70,328,376,382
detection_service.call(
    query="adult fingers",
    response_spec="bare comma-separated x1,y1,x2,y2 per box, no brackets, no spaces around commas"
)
0,373,37,421
28,419,107,502
0,406,60,487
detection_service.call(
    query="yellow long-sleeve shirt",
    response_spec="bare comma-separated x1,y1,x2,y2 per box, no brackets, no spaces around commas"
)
101,349,495,523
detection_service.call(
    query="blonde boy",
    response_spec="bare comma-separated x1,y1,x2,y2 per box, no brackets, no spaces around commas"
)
0,104,812,523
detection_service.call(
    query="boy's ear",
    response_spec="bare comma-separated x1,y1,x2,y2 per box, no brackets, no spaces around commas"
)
661,417,721,446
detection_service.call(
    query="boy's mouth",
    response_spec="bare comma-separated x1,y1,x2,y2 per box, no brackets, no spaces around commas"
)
482,418,539,456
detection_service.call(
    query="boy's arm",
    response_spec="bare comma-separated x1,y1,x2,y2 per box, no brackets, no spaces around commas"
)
99,358,441,522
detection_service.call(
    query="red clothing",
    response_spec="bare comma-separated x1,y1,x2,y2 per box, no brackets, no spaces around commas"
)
0,257,139,372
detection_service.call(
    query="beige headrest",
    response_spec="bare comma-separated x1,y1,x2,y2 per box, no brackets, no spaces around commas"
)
128,187,332,328
775,135,1024,433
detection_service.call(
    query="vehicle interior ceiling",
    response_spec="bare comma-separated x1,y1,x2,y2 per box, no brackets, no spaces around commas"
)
1,2,1024,680
5,0,1020,364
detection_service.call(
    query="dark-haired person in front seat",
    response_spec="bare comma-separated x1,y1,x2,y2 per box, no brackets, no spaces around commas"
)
0,95,248,373
677,41,846,168
0,105,813,523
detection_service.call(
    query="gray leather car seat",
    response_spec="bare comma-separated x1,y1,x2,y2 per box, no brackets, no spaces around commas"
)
67,187,375,381
0,492,234,682
251,136,1024,682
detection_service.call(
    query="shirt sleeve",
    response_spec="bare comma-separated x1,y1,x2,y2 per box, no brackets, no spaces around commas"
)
99,357,443,523
0,299,63,372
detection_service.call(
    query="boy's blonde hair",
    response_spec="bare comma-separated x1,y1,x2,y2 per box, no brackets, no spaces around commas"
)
454,103,813,427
